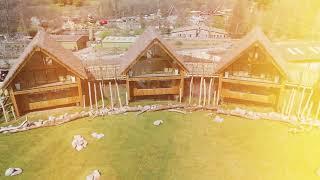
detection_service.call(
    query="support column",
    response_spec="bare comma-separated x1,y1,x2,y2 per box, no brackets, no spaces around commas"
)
126,75,131,101
77,77,83,106
9,86,20,117
179,71,185,101
217,74,223,105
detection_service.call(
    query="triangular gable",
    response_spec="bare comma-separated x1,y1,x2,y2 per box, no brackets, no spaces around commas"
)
119,27,188,75
2,30,87,89
217,27,289,80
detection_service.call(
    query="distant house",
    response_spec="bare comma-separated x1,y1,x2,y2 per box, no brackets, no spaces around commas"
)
102,36,137,50
2,30,87,116
51,35,89,51
170,25,228,39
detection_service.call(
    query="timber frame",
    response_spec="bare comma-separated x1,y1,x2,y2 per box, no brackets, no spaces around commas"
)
120,27,189,100
215,27,289,106
2,30,87,116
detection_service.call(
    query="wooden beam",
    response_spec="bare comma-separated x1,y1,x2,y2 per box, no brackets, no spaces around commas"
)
286,88,294,115
11,106,16,121
125,92,129,106
222,78,282,89
77,77,83,107
213,90,217,106
133,87,179,96
126,75,130,101
180,71,185,102
288,88,296,118
208,78,213,106
307,102,314,119
88,82,93,109
28,96,80,111
14,83,78,95
302,90,313,117
189,76,193,105
109,82,114,109
217,74,223,105
94,83,98,109
1,102,8,122
316,101,320,120
203,78,207,107
128,75,182,82
199,77,203,106
115,80,122,108
297,87,306,117
9,86,19,117
83,95,86,109
99,82,105,108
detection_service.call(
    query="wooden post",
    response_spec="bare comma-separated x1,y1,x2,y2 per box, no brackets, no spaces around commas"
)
77,77,83,106
109,82,114,109
286,88,294,115
302,90,314,117
115,80,122,108
125,92,129,106
88,82,93,110
203,79,207,107
297,87,306,117
1,102,7,123
288,88,296,117
99,82,105,108
307,102,314,120
208,78,213,106
83,95,86,109
180,71,185,101
179,88,182,103
11,106,16,121
198,77,203,106
9,87,19,117
213,91,217,106
189,77,194,105
281,100,287,115
126,75,131,101
94,83,98,109
217,74,223,105
316,101,320,120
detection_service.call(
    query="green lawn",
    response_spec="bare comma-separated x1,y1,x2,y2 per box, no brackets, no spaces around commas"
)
1,111,320,179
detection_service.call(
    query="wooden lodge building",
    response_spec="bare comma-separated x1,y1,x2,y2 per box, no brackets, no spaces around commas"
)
2,27,319,116
2,30,87,116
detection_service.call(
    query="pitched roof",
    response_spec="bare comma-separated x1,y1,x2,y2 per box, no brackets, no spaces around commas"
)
216,27,289,79
119,27,188,74
2,30,87,89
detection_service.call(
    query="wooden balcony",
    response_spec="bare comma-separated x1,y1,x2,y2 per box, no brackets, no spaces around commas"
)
222,78,282,89
13,82,79,95
27,96,81,111
222,89,276,105
133,87,179,96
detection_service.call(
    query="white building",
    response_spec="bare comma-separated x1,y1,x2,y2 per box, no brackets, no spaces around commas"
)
170,25,229,39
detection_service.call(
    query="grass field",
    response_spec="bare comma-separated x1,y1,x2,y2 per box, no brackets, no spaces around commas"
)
1,111,320,180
